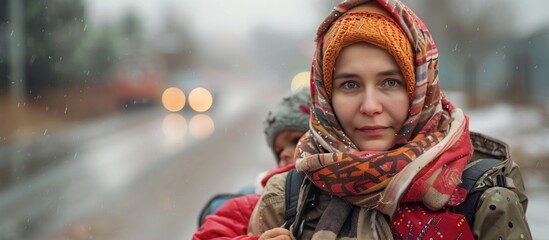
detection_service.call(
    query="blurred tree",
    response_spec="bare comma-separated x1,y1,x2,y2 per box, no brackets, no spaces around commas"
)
75,24,120,83
154,6,199,72
0,0,148,100
77,11,146,81
23,0,88,93
117,11,145,57
0,0,10,94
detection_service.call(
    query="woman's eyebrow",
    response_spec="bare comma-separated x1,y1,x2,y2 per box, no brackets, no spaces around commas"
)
333,73,359,80
334,70,402,80
378,70,402,76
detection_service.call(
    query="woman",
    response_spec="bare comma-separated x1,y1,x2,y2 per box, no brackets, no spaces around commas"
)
248,0,531,239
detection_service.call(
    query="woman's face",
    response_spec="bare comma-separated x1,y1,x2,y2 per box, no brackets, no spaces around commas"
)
273,130,305,167
331,43,409,151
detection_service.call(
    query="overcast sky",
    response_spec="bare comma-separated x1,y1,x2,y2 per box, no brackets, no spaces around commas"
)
85,0,549,38
84,0,326,39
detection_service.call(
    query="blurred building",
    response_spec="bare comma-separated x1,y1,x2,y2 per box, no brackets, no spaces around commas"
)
476,27,549,105
516,27,549,103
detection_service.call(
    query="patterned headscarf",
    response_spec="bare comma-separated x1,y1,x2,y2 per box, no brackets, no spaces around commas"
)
294,0,474,236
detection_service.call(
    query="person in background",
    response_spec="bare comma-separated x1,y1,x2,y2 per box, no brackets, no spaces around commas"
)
248,0,531,239
193,86,310,240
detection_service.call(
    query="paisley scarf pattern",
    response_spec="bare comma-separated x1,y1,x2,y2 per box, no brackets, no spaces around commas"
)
294,0,473,222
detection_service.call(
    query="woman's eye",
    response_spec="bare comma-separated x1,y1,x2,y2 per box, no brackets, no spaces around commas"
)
343,81,358,89
384,79,400,87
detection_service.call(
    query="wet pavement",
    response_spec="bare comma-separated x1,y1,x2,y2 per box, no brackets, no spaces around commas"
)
0,81,284,239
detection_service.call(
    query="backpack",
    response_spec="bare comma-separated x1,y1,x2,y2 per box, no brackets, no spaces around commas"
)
197,185,256,227
197,193,245,227
282,158,510,233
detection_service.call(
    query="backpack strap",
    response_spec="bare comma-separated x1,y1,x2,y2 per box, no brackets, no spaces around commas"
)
282,169,306,229
452,158,502,229
283,169,317,239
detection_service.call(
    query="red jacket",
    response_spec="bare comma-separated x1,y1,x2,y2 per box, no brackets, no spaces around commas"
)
193,164,295,240
193,194,260,240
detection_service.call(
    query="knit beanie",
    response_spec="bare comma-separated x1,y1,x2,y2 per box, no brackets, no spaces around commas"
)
263,87,311,161
321,2,415,101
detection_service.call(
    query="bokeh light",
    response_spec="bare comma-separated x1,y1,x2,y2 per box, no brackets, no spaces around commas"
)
291,71,310,91
162,87,186,112
189,114,215,139
162,113,187,140
188,87,213,112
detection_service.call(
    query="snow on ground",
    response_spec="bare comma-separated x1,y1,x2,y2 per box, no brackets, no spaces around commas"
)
468,104,549,156
445,92,549,164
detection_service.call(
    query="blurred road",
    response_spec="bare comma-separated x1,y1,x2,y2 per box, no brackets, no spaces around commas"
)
0,85,547,240
0,82,285,240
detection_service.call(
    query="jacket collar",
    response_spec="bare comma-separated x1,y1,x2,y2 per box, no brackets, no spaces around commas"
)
471,131,510,161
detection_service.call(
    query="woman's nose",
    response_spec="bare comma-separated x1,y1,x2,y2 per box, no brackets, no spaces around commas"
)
359,90,382,116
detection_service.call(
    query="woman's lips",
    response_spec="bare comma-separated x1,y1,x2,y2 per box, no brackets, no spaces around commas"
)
357,126,388,136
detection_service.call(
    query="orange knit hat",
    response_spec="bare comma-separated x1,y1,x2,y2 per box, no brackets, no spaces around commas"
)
321,2,415,100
